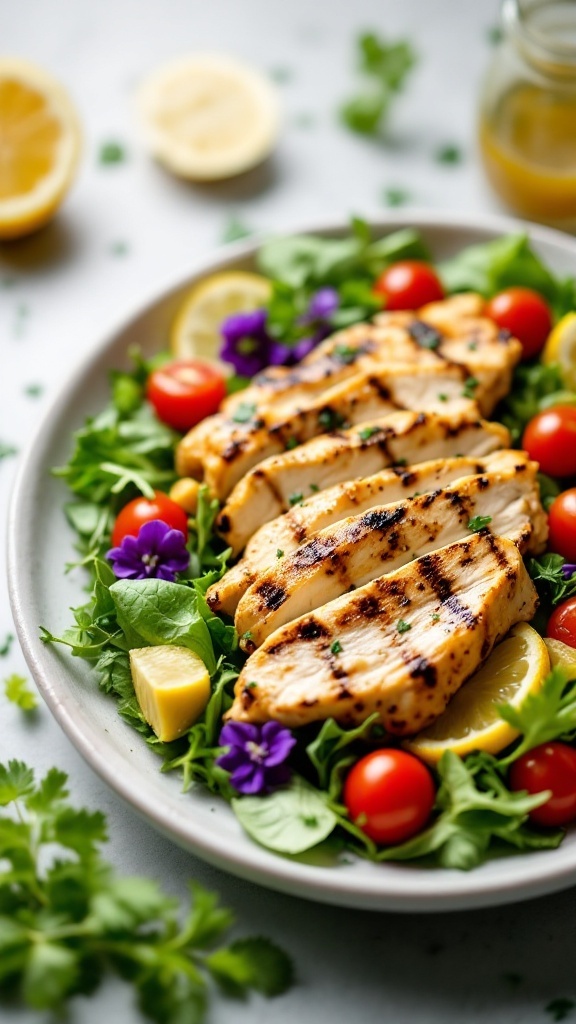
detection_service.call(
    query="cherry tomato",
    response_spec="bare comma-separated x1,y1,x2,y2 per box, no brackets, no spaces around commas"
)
548,489,576,563
486,287,552,360
373,261,445,311
111,490,189,547
547,596,576,651
522,406,576,477
343,748,435,845
147,360,226,433
509,742,576,827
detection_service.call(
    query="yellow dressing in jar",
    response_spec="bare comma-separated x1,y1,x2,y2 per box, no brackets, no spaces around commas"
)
478,0,576,226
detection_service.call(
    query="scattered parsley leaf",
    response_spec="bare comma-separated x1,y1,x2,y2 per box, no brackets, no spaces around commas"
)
232,402,257,424
397,619,411,634
108,240,130,257
487,24,503,45
333,344,359,364
462,375,479,398
288,492,304,506
431,613,440,623
358,425,381,441
221,216,252,244
340,32,417,136
331,639,343,655
309,482,320,492
546,999,576,1022
241,631,254,641
4,674,38,712
382,186,411,207
468,515,492,532
269,66,293,84
0,633,14,656
276,549,284,559
0,761,294,1019
318,408,347,430
438,393,448,402
435,143,462,165
285,436,298,450
23,383,44,398
0,442,18,461
98,141,126,165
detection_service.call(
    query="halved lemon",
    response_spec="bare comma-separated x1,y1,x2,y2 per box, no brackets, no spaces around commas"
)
0,58,81,239
171,270,272,361
541,312,576,390
137,54,280,181
544,637,576,678
405,624,550,765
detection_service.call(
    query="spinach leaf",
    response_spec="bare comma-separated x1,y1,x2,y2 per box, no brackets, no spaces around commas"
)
232,774,337,854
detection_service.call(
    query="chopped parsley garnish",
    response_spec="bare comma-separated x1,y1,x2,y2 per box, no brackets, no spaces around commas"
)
437,393,449,402
331,639,343,655
221,215,252,244
242,630,254,641
289,492,304,506
0,633,14,656
99,141,126,165
431,613,441,622
0,442,18,460
340,32,417,136
246,681,259,689
358,425,381,441
333,344,359,364
23,383,44,398
435,143,463,165
382,186,411,207
309,483,320,492
276,549,284,558
232,402,257,424
468,340,478,351
318,408,347,430
285,436,298,450
468,515,492,532
409,320,442,350
397,619,412,634
462,375,479,398
394,457,408,467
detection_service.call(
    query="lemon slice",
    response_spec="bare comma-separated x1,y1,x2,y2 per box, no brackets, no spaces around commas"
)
129,645,210,742
542,312,576,390
171,270,272,361
405,624,550,765
544,637,576,678
0,58,81,239
137,54,280,181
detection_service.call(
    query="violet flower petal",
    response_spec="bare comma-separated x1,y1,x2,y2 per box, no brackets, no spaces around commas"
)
561,563,576,580
219,721,259,748
260,721,297,766
305,286,339,321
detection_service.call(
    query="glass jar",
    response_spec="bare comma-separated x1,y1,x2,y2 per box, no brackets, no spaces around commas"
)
478,0,576,227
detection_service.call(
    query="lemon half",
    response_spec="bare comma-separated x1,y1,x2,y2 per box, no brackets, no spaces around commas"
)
138,54,280,181
0,58,81,239
542,312,576,390
405,624,550,765
171,270,271,362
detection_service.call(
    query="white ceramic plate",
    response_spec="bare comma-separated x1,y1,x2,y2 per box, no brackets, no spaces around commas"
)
9,210,576,912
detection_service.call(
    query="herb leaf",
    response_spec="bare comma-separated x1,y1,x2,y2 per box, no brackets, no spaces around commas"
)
4,674,38,712
340,33,417,136
232,774,337,854
468,515,492,533
498,668,576,763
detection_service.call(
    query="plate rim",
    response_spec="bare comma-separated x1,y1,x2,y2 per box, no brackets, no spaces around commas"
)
9,207,576,913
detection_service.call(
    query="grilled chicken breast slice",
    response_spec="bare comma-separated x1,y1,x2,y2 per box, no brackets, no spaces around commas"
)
176,363,477,499
234,465,547,649
226,533,538,733
207,449,537,617
216,410,511,555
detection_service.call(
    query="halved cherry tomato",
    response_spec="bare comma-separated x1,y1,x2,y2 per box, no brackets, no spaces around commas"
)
522,406,576,477
111,490,189,547
509,742,576,827
147,359,226,433
343,748,435,845
548,488,576,563
547,596,576,651
373,261,445,311
486,287,552,360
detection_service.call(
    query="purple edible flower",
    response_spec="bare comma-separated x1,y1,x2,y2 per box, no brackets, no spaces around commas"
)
216,720,296,795
219,308,271,377
562,563,576,581
106,519,190,582
301,286,339,323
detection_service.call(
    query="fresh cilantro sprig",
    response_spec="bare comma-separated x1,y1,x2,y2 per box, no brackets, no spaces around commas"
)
340,32,417,136
0,761,293,1020
528,554,576,608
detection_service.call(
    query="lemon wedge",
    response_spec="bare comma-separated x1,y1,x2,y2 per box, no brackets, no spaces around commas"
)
544,637,576,678
129,645,210,742
0,58,81,239
171,270,271,361
137,54,280,181
405,624,550,765
542,312,576,390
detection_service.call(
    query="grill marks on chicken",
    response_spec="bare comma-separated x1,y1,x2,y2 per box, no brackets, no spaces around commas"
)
226,533,538,734
175,294,522,499
215,410,511,555
233,462,547,649
207,449,531,617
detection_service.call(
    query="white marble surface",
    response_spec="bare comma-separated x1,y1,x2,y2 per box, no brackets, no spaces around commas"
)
2,1,576,1021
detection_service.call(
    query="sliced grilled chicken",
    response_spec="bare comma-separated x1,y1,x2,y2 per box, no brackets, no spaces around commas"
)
234,465,547,648
176,362,477,499
207,449,538,617
216,410,511,555
226,533,538,733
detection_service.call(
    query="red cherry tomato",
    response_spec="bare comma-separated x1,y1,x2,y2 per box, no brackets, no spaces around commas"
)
343,748,435,845
548,488,576,563
147,360,226,433
547,596,576,651
486,287,552,360
373,261,445,311
522,406,576,477
509,742,576,827
111,490,189,547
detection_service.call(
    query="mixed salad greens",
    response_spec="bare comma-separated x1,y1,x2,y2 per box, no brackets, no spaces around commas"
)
43,219,576,871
